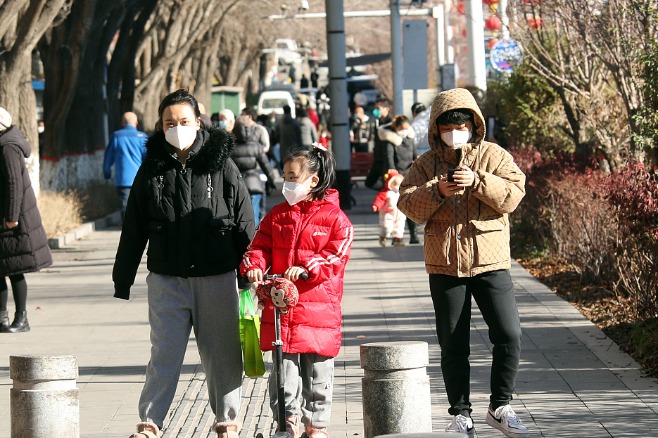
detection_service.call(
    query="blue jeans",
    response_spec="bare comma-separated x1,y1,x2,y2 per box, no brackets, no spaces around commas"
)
117,186,131,221
251,193,263,227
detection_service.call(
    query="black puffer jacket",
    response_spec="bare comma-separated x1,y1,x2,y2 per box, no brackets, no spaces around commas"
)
379,124,417,176
0,126,52,276
112,126,255,299
231,124,276,194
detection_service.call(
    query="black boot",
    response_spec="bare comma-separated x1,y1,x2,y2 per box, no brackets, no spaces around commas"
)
407,218,419,244
0,311,9,333
8,311,30,333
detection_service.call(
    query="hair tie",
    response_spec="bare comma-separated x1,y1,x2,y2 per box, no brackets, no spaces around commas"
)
312,143,328,152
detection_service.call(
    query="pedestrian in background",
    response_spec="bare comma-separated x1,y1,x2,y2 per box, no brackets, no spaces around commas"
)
0,107,52,333
103,111,147,221
241,107,270,153
218,108,235,132
232,115,277,226
275,104,302,170
411,102,431,156
378,114,419,244
297,107,318,148
349,105,375,153
112,89,255,438
365,98,392,190
371,169,405,247
242,145,353,438
397,88,528,438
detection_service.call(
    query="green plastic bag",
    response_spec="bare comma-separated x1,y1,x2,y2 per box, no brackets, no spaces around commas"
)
239,288,266,378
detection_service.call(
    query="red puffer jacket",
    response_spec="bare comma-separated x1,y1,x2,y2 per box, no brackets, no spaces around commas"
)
241,189,353,357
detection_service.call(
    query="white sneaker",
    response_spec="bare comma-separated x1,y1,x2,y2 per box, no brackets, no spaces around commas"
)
486,404,529,437
445,414,474,437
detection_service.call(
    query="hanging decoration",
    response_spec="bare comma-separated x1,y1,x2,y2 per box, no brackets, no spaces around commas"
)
485,16,502,31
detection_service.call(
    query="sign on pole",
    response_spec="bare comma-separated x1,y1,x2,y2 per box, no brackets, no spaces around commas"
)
489,39,523,74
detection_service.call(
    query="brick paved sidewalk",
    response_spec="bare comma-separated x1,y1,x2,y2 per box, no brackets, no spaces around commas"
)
1,185,657,437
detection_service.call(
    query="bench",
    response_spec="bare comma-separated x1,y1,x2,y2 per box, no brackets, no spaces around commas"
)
350,152,374,186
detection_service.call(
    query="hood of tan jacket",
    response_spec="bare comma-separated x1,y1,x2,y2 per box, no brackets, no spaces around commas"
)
397,88,526,277
428,88,486,153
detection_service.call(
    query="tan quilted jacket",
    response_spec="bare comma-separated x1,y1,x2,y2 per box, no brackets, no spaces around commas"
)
398,88,525,277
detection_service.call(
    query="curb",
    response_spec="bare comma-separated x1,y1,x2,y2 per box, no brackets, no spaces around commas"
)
47,210,122,249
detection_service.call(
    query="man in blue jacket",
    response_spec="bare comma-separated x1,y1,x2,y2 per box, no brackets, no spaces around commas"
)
103,112,147,220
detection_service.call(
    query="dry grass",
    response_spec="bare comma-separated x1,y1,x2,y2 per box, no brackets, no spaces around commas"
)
38,181,120,238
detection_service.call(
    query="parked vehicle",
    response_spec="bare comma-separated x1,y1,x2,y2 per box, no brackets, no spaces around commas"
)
257,89,296,118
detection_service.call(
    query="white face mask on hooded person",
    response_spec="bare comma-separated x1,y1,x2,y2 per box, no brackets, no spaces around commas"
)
165,125,198,150
441,129,472,149
282,177,312,206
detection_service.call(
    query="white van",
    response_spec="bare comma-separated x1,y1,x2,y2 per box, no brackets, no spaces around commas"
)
257,90,296,118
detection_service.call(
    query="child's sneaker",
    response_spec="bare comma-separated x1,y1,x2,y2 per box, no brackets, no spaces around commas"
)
445,415,474,437
392,237,405,246
379,236,387,247
486,404,529,437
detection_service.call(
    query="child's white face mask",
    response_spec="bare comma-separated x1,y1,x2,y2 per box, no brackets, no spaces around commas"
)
282,177,312,205
441,129,472,149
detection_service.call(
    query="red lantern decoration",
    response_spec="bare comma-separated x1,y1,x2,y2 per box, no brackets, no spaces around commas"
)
527,16,543,29
456,2,465,15
483,0,499,4
484,16,502,31
488,38,499,49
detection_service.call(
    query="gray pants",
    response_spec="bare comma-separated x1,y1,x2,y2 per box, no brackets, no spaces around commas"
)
269,353,334,428
139,271,243,428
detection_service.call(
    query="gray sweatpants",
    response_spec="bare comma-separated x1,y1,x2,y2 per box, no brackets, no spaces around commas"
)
139,271,243,428
269,352,334,428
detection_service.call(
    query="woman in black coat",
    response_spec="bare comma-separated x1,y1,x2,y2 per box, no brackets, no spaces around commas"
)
231,115,276,226
112,90,255,438
0,107,52,333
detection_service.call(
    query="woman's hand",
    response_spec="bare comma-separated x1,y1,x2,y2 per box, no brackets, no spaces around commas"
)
4,221,18,229
246,268,263,283
451,167,476,187
284,266,307,282
438,167,476,197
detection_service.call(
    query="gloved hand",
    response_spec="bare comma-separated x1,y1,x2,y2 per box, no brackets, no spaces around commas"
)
266,180,277,195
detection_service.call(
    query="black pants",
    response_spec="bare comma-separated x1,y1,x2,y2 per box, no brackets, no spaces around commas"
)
429,269,521,417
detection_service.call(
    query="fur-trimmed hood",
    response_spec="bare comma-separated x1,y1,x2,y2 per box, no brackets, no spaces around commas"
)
144,126,235,175
377,123,415,146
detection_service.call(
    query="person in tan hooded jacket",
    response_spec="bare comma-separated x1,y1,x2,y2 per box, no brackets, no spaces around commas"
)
398,88,528,438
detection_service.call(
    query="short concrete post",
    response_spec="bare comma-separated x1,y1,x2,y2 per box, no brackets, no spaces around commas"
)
10,355,79,438
361,341,432,438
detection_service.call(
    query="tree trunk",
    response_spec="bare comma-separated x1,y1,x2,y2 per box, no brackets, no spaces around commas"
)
0,0,71,194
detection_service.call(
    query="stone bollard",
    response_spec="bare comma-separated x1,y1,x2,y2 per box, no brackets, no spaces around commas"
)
361,341,432,438
10,355,79,438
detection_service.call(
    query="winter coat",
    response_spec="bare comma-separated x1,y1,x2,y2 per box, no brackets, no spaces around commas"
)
379,125,417,176
103,125,147,187
112,127,255,299
299,117,318,147
240,189,353,357
276,115,302,162
411,108,431,154
350,114,375,147
0,127,52,276
397,88,526,277
231,124,276,194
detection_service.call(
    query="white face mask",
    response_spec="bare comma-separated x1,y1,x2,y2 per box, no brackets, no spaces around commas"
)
282,178,312,205
397,129,409,138
165,125,198,150
441,130,472,149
